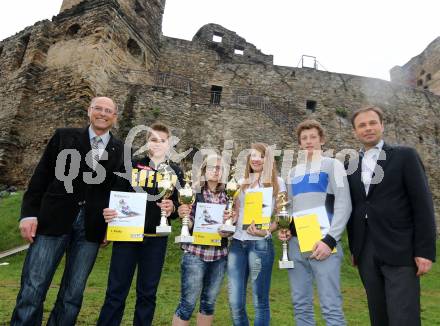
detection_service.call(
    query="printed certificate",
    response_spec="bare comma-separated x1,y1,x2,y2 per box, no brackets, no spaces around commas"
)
107,191,148,242
193,202,226,246
243,187,273,230
292,206,336,254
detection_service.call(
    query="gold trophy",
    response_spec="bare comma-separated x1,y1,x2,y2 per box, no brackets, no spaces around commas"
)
219,169,239,233
175,171,195,243
277,191,294,269
156,164,175,235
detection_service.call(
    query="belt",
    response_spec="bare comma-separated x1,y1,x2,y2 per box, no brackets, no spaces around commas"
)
143,233,167,237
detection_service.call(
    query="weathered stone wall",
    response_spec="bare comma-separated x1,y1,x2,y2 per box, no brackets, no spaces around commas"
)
0,21,55,185
157,29,440,230
391,37,440,96
0,0,439,231
59,0,164,67
192,24,273,65
61,0,84,12
0,0,165,184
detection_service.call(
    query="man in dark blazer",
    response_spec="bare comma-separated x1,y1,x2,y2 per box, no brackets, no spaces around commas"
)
11,97,124,326
346,105,436,326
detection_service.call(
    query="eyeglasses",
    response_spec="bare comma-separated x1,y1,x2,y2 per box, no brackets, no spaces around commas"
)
206,166,222,171
91,106,117,115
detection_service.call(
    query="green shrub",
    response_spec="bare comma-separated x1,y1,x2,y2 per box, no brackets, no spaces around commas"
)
336,107,348,118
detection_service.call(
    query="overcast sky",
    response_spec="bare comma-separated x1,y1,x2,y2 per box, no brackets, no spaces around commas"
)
1,0,439,81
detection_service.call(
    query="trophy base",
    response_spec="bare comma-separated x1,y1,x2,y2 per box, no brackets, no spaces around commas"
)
218,224,236,233
175,235,194,244
156,225,172,236
279,260,294,269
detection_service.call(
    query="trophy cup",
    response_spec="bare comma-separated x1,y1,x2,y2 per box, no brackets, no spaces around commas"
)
219,171,239,233
277,192,294,269
156,164,175,235
175,171,195,243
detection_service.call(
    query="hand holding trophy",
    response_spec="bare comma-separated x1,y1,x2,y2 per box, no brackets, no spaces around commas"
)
276,191,294,269
156,163,175,235
175,171,195,244
219,169,239,233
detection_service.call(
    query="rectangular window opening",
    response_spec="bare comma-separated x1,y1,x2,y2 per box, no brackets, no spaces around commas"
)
306,100,317,112
212,32,223,43
210,85,222,105
234,46,244,55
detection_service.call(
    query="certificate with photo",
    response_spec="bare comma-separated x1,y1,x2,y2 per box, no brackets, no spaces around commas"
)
193,202,226,246
243,187,273,230
107,191,148,242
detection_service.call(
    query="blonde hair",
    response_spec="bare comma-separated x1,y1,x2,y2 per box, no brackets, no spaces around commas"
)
241,143,279,197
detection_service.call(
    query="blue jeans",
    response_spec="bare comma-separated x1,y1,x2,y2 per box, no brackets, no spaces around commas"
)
97,236,168,326
227,238,274,326
175,252,227,320
287,237,345,326
10,208,100,326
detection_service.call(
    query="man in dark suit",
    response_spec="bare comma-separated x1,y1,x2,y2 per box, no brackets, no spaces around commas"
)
11,97,124,326
346,105,436,326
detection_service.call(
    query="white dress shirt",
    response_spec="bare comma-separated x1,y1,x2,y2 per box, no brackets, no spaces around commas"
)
360,139,384,219
88,126,110,159
361,139,384,195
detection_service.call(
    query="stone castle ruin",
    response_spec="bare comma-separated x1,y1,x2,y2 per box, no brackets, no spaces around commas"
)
391,37,440,96
0,0,439,230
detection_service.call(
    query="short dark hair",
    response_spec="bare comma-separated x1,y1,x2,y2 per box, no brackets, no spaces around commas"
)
296,119,325,144
147,122,171,139
351,106,384,128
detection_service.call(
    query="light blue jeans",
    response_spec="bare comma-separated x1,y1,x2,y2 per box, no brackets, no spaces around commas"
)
228,238,274,326
174,252,227,320
287,237,346,326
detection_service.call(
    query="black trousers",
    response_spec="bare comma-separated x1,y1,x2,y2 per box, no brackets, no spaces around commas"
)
357,228,421,326
97,236,168,326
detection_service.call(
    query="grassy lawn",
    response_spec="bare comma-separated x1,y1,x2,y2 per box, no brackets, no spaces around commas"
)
0,192,27,251
1,194,439,325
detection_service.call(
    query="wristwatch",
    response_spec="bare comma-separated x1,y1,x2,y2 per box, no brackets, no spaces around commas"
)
264,229,272,239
